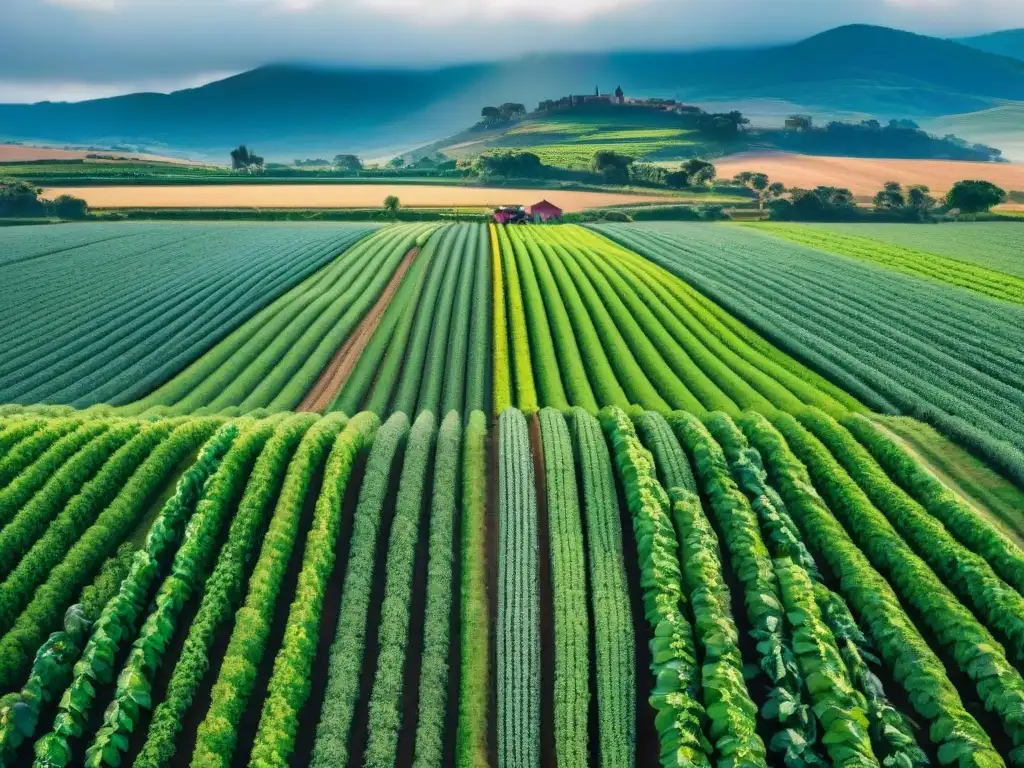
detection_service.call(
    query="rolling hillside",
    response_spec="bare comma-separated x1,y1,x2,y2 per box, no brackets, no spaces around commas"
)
1,25,1023,160
959,29,1024,61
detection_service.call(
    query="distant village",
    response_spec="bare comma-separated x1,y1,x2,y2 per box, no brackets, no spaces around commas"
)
536,86,702,116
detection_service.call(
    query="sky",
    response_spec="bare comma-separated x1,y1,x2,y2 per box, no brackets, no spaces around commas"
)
1,0,1022,102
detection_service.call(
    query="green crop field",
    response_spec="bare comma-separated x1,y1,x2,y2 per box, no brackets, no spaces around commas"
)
2,218,1024,768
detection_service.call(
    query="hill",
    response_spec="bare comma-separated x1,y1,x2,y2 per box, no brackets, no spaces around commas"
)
958,29,1024,61
1,25,1022,160
924,102,1024,162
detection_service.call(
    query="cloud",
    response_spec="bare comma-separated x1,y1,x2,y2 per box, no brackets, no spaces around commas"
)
5,0,1024,102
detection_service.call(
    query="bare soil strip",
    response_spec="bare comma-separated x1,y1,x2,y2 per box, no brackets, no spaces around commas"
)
298,247,420,413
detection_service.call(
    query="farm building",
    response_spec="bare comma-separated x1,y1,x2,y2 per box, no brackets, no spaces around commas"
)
528,200,563,222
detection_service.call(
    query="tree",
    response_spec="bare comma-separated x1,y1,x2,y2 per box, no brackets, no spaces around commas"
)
383,195,401,216
769,186,857,221
946,180,1006,214
474,151,544,179
481,106,501,120
665,170,690,189
682,159,716,185
51,194,88,219
734,171,786,210
230,145,263,174
334,154,362,172
907,185,937,220
498,103,527,120
389,156,406,169
785,114,813,131
592,150,634,184
0,179,46,217
873,181,906,211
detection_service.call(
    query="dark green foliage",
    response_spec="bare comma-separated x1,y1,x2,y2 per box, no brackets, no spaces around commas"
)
192,414,348,768
0,418,220,691
739,410,1006,766
311,413,407,768
497,408,541,767
133,414,315,768
539,409,589,766
413,412,460,767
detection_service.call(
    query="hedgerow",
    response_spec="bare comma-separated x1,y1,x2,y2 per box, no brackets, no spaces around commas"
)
567,408,634,768
455,411,489,768
413,411,461,767
31,422,238,768
191,413,348,768
0,418,220,691
135,414,315,768
738,410,1005,766
599,406,711,767
246,412,376,768
497,408,541,767
539,409,589,766
310,413,407,768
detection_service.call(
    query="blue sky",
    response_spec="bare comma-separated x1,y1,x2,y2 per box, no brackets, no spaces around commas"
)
1,0,1021,102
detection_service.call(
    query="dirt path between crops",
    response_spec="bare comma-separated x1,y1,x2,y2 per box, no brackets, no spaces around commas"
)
869,418,1024,550
298,247,420,413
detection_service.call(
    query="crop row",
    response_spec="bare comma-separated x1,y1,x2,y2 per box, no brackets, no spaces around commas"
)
493,223,859,418
594,222,1024,486
0,224,377,407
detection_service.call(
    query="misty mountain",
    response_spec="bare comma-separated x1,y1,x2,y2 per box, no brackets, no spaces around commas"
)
958,29,1024,61
1,25,1023,161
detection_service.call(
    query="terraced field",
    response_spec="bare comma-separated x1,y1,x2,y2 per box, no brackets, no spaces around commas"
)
2,218,1024,768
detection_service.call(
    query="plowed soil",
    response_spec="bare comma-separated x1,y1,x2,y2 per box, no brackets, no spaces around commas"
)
297,246,420,413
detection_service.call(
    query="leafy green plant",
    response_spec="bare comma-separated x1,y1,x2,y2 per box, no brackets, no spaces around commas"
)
31,422,238,768
539,409,590,766
364,413,438,767
738,410,1004,766
0,419,220,691
599,406,711,768
456,411,489,768
310,413,406,768
495,226,538,412
497,408,541,766
0,418,73,486
567,408,634,768
463,227,492,418
413,411,461,767
191,413,348,768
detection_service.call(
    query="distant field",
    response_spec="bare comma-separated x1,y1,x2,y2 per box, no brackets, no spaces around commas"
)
0,143,206,165
41,184,672,211
714,151,1024,197
805,222,1024,278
